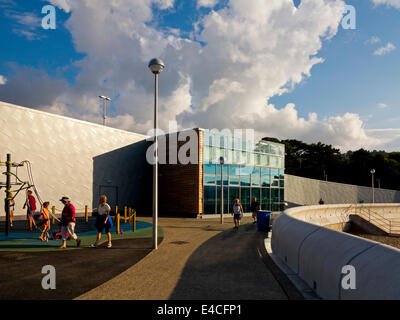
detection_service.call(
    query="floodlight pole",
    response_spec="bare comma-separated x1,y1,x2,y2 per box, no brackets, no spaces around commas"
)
153,72,159,250
371,169,375,204
5,153,11,237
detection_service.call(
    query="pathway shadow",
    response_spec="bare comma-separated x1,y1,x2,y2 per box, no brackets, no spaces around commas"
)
169,223,288,300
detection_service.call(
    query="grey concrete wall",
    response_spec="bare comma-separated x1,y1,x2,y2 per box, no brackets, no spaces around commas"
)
285,174,400,205
272,204,400,299
0,101,151,218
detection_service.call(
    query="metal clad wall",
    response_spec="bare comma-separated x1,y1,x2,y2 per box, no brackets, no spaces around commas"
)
0,101,150,217
285,174,400,205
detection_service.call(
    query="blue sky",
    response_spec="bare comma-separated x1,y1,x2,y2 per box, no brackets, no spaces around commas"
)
0,0,399,151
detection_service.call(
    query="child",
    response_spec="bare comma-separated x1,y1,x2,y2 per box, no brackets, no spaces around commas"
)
38,202,50,242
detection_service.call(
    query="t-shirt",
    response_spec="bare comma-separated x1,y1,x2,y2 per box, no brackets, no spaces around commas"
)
250,201,260,212
233,204,242,215
28,195,36,211
98,203,111,216
61,203,76,224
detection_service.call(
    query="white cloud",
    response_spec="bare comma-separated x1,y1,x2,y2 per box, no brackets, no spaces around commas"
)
197,0,219,8
0,75,7,85
371,0,400,10
2,0,398,151
378,102,388,109
365,36,380,45
373,42,396,55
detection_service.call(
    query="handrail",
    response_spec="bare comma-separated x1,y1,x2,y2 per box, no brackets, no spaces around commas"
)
354,206,398,234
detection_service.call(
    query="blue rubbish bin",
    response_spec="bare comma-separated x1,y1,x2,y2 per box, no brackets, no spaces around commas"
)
256,210,271,232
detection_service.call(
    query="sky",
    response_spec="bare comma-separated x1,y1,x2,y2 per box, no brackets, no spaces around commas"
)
0,0,399,152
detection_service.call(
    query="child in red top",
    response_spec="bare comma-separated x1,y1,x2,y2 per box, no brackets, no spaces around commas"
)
23,190,37,231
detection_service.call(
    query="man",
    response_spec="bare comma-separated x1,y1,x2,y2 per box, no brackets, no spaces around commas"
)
250,197,261,224
23,190,37,231
58,196,81,249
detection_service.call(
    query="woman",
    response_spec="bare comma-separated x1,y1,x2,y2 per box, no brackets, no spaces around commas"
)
90,195,113,248
39,202,50,242
232,198,244,230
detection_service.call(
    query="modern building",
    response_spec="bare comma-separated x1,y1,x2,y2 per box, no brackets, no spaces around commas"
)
157,128,285,216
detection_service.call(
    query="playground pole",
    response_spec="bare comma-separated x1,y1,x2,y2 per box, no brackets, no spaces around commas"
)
5,154,11,236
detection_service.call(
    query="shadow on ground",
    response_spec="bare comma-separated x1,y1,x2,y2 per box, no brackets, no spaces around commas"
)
169,222,297,300
0,237,163,300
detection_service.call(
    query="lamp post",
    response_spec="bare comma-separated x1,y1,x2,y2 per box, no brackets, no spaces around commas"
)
219,156,224,224
148,58,165,250
99,95,111,126
370,169,375,203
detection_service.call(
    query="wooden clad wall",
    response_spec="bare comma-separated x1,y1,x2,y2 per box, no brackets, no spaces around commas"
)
158,129,202,216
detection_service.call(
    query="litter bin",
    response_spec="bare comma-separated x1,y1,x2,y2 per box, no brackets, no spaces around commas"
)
256,210,271,233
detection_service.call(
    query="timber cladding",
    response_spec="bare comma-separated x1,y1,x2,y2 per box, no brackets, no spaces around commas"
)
158,129,202,216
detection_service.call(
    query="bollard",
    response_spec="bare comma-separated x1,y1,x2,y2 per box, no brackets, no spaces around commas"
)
133,209,136,232
116,213,120,235
124,206,127,224
52,206,55,225
85,205,88,223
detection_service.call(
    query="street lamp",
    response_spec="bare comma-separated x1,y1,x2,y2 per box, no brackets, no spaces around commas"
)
370,169,375,203
148,58,165,250
219,156,224,224
99,95,111,126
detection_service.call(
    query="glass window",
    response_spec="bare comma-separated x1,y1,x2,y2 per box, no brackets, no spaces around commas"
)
216,186,229,214
271,168,279,180
255,154,261,166
251,178,260,186
280,180,284,188
251,188,260,204
229,176,239,185
216,164,229,176
240,176,250,187
261,168,270,187
270,156,279,168
261,188,270,210
279,169,285,180
241,187,250,212
251,166,260,177
204,186,216,214
229,165,240,176
204,175,216,185
204,163,216,175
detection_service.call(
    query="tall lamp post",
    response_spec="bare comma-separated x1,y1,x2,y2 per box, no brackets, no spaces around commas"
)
370,169,375,204
99,95,111,126
148,58,165,250
219,156,224,224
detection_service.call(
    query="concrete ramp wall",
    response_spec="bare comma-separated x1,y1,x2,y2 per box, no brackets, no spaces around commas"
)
271,204,400,299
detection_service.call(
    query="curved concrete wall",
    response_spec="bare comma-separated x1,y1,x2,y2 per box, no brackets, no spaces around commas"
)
272,204,400,299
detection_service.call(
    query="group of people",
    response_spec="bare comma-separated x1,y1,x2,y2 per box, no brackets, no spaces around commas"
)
231,197,261,230
4,191,114,249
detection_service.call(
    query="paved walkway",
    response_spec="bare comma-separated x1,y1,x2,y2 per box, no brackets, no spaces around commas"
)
77,217,294,300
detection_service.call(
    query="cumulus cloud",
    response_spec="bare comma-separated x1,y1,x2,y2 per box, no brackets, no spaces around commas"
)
373,42,396,55
197,0,219,8
371,0,400,10
0,75,7,85
365,36,380,45
1,0,397,151
378,102,388,109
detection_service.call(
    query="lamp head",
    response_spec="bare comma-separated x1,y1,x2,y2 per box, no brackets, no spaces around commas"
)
148,58,165,74
370,169,376,174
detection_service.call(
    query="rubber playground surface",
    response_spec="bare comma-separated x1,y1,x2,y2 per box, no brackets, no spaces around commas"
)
0,217,161,251
0,217,163,300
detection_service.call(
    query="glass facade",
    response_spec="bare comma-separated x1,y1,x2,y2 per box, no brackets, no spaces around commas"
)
203,130,285,214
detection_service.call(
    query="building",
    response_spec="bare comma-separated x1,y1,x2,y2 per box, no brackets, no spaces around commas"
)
157,128,285,216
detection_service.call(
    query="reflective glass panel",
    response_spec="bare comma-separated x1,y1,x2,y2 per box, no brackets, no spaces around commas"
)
204,175,216,185
204,163,216,175
204,186,216,214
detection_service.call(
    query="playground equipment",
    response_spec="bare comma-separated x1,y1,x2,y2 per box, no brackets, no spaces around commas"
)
0,153,60,236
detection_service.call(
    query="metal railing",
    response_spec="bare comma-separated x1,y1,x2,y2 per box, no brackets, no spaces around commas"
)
354,206,400,235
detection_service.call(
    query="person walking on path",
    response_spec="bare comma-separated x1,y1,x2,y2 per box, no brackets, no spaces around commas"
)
58,196,81,249
23,190,37,231
232,198,244,230
90,195,113,248
250,197,260,224
38,201,50,242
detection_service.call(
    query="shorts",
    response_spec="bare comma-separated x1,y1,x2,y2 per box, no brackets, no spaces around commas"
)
233,213,242,220
95,215,112,233
252,211,257,218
